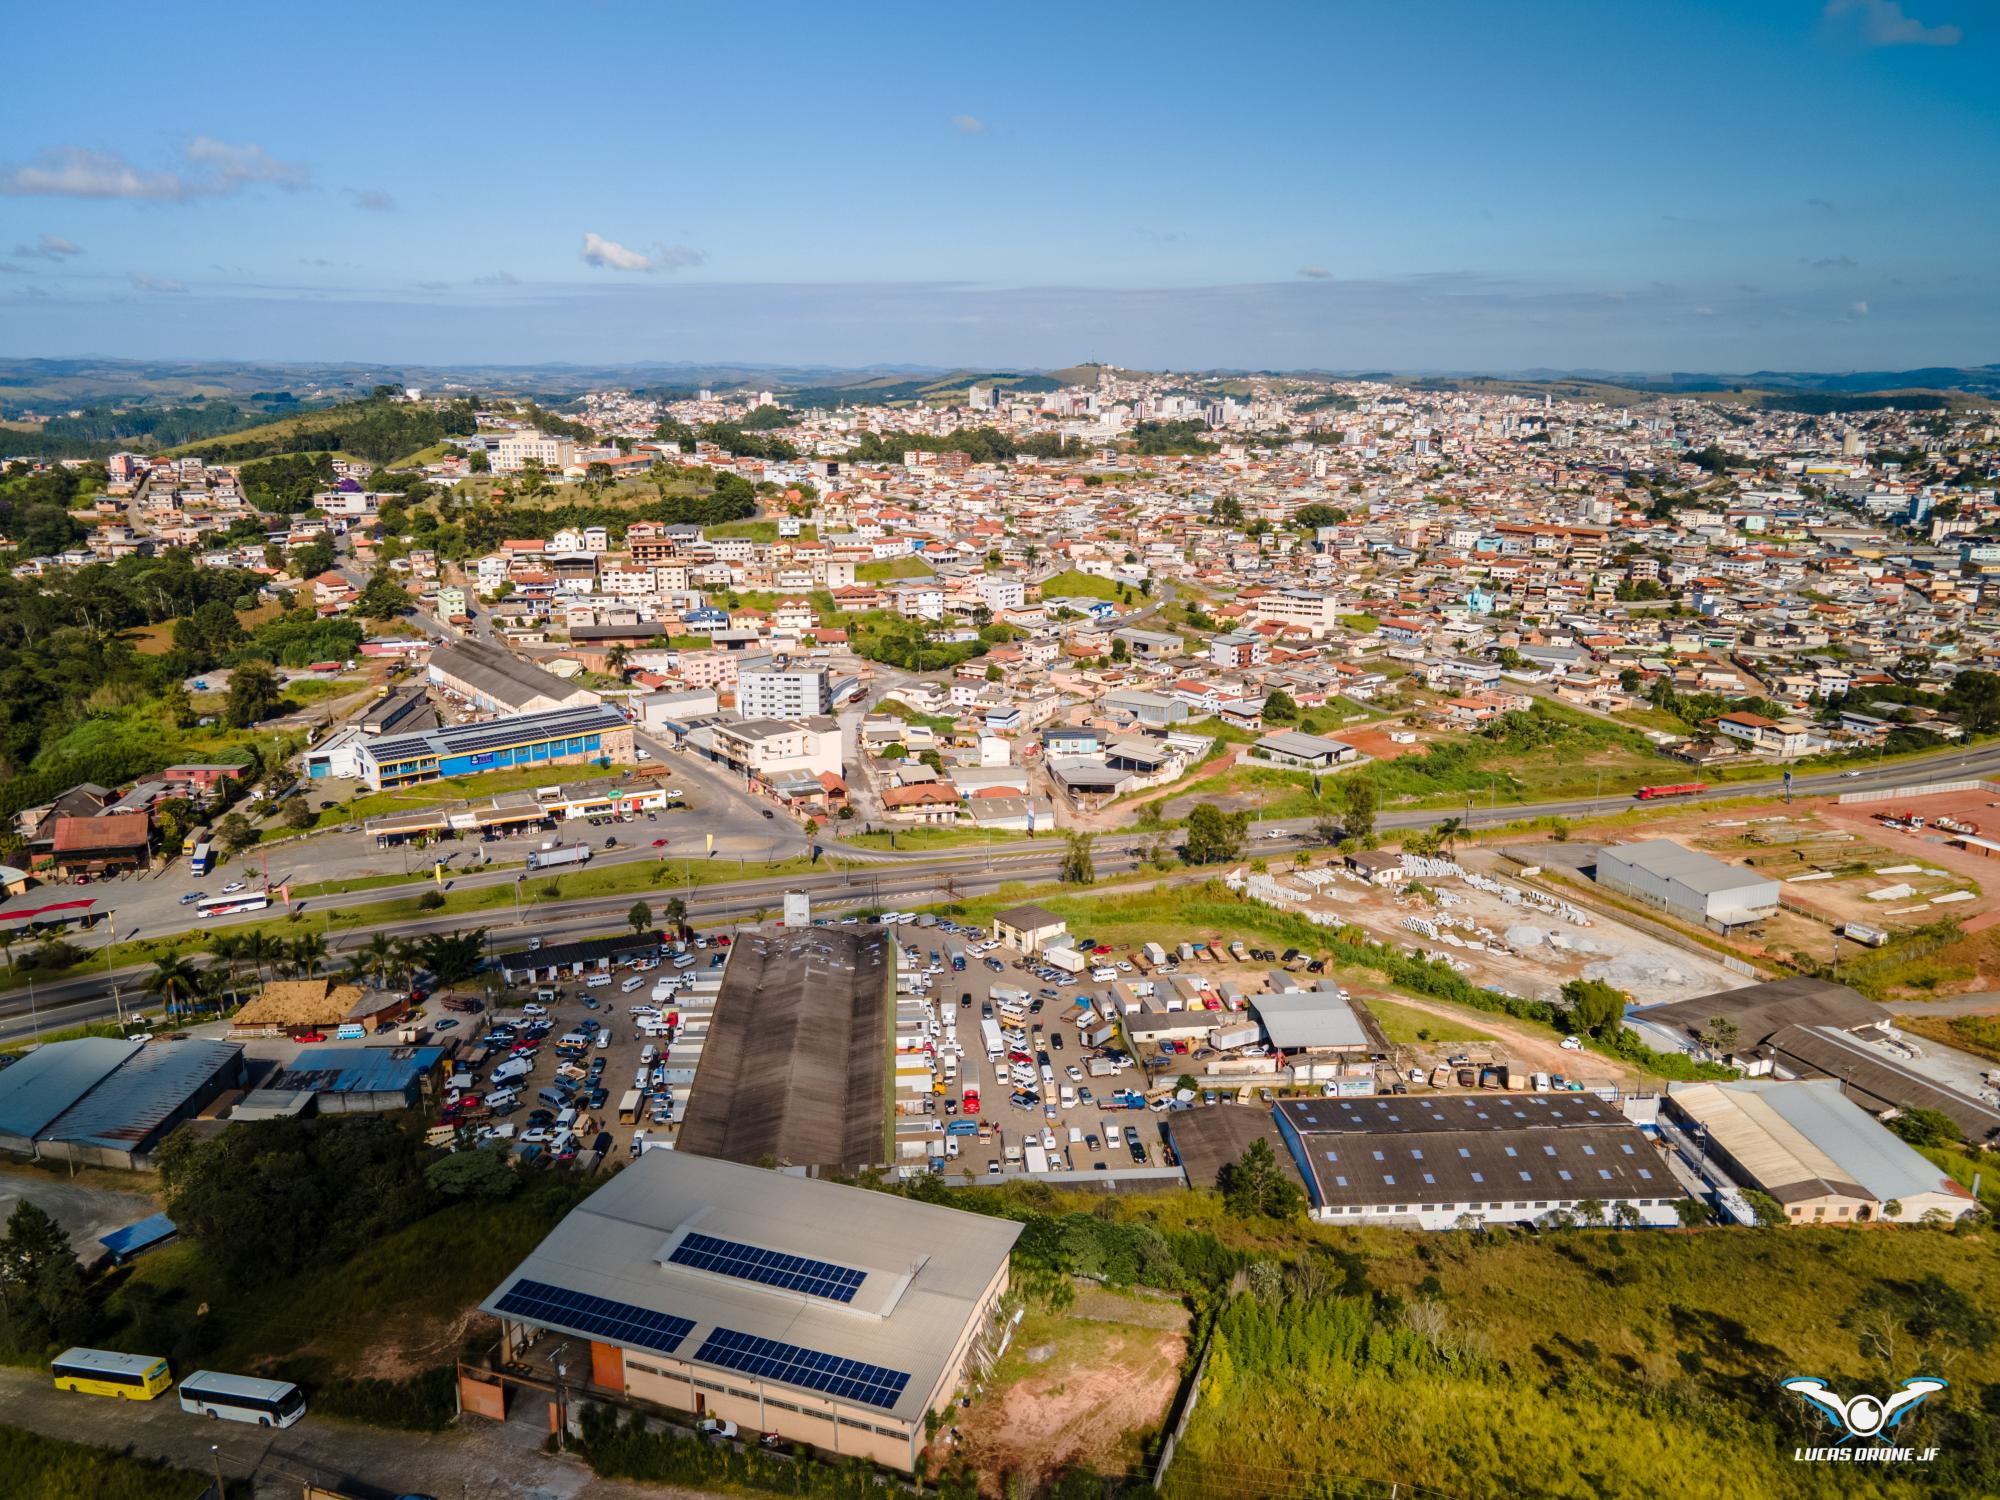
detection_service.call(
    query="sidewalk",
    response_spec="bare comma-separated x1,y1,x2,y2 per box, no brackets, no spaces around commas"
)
0,1367,711,1500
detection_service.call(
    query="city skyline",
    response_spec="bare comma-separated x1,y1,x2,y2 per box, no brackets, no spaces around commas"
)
2,0,1994,367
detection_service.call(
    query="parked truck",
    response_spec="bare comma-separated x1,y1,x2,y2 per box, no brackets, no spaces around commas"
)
528,843,593,871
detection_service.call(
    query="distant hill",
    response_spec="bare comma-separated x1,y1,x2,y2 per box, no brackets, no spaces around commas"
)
782,370,1062,408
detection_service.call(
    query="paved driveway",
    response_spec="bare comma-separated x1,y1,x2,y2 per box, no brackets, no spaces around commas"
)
0,1366,713,1500
0,1166,159,1271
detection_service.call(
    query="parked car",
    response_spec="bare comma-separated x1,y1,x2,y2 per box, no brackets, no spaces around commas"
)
699,1418,739,1439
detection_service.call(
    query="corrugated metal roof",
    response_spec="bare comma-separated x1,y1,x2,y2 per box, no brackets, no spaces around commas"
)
1600,838,1774,897
272,1045,444,1095
0,1038,139,1140
1253,991,1371,1051
41,1040,241,1149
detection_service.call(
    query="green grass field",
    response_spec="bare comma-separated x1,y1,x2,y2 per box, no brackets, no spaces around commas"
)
1364,995,1496,1044
842,826,1032,850
0,1427,208,1500
855,555,935,582
1037,568,1127,600
704,519,817,542
1158,1203,2000,1500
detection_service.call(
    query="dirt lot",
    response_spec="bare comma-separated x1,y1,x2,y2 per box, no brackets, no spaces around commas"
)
1364,990,1646,1091
948,1290,1186,1493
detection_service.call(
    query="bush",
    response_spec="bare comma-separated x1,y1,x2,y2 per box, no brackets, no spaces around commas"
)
577,1405,897,1496
271,1357,457,1430
0,1426,209,1500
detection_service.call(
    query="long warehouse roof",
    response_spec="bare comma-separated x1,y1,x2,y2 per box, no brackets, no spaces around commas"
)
367,703,628,765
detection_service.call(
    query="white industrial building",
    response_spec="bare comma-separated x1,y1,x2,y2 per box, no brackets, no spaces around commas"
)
1594,838,1778,930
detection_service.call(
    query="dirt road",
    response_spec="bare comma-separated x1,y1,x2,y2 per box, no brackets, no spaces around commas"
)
0,1366,710,1500
1369,991,1646,1089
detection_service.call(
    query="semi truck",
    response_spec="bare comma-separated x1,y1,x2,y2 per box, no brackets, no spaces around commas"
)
528,843,593,871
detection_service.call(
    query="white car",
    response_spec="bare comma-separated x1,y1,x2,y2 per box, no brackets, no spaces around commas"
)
521,1003,548,1018
1264,829,1288,840
1560,1035,1584,1051
222,880,245,893
698,1418,738,1440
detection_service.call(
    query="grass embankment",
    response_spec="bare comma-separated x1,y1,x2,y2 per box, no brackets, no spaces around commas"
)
1365,996,1495,1045
1898,1012,2000,1065
1155,1198,2000,1500
0,1427,210,1500
1037,568,1127,600
842,826,1032,851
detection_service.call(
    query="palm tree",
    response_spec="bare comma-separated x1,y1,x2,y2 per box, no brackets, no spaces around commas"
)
288,932,327,978
349,932,400,990
145,954,202,1021
1433,816,1465,858
239,931,282,985
605,645,631,678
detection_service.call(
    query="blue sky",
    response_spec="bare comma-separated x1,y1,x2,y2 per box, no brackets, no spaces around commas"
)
1,1,1993,372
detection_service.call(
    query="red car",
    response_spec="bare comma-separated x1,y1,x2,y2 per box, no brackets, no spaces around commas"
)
295,1032,326,1043
652,838,669,847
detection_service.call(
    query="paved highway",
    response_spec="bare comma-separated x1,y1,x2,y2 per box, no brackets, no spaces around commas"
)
11,736,2000,1044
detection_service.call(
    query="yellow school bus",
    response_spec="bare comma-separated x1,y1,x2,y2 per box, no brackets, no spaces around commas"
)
51,1347,172,1400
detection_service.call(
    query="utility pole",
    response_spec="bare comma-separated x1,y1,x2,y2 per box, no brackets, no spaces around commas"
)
210,1444,224,1499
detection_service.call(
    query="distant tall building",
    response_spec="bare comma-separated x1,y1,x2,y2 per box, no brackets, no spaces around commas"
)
737,667,832,718
967,384,996,410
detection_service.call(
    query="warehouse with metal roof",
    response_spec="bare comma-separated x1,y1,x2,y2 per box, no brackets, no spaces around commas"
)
429,638,601,716
357,703,634,792
268,1044,446,1114
1662,1078,1976,1224
1274,1093,1687,1230
478,1150,1021,1471
1249,990,1385,1055
1594,838,1779,930
0,1037,245,1168
1763,1024,2000,1146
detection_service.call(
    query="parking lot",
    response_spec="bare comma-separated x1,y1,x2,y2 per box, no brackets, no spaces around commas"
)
883,916,1178,1180
439,931,735,1171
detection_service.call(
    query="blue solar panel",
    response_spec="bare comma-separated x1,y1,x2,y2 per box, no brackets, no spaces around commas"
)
494,1278,695,1355
667,1232,866,1304
694,1327,909,1411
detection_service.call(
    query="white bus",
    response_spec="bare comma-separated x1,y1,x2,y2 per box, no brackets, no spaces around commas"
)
196,890,271,920
177,1370,306,1428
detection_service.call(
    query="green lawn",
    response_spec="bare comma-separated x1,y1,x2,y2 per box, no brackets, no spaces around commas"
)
308,764,612,828
705,519,817,542
855,555,935,582
1037,568,1126,600
1364,995,1497,1044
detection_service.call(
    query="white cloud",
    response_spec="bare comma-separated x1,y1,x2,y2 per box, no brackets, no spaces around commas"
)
0,139,309,200
14,234,82,260
1849,299,1871,317
347,188,396,212
128,273,187,293
475,270,521,286
1824,0,1962,47
950,114,986,135
185,136,309,191
580,233,703,273
1298,266,1332,279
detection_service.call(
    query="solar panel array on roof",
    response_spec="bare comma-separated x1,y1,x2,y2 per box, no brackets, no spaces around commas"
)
694,1327,909,1410
667,1232,865,1303
494,1278,695,1355
370,704,625,764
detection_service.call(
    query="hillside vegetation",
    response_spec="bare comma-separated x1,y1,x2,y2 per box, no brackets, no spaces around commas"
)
168,392,480,464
